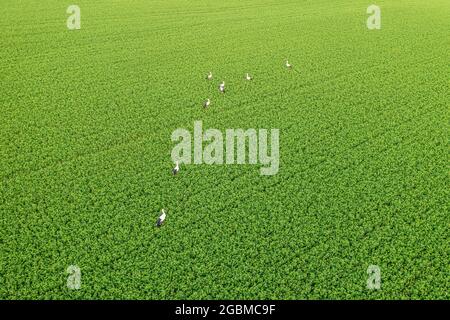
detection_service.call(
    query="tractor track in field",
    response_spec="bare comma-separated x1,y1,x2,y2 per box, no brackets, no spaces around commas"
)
78,123,442,295
182,104,436,216
2,0,449,299
62,93,437,267
0,52,442,188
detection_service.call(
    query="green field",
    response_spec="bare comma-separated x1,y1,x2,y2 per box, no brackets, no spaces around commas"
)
0,0,448,299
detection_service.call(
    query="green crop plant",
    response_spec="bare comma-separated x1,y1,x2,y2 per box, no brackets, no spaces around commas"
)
0,0,448,299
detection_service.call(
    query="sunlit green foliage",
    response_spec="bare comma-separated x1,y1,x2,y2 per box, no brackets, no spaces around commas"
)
0,0,448,299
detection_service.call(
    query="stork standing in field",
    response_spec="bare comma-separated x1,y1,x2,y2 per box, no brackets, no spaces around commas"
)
156,209,166,227
172,161,179,175
206,71,213,80
245,73,253,81
285,59,293,69
219,81,225,93
203,98,211,108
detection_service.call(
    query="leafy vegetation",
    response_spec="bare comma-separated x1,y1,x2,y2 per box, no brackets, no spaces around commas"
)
0,0,448,299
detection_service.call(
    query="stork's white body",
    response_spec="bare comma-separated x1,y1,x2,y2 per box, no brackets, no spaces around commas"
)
156,209,166,227
206,72,213,80
172,161,179,175
285,59,292,69
203,98,211,108
219,81,225,93
245,73,252,81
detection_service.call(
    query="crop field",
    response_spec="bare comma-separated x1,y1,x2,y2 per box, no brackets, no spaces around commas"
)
0,0,448,300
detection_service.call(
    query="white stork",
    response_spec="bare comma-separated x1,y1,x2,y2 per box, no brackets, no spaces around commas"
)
172,161,179,175
285,59,293,69
219,81,225,93
203,98,211,108
206,71,213,80
245,73,253,81
156,209,166,227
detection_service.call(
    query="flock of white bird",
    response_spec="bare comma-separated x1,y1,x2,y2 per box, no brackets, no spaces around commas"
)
155,59,294,227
